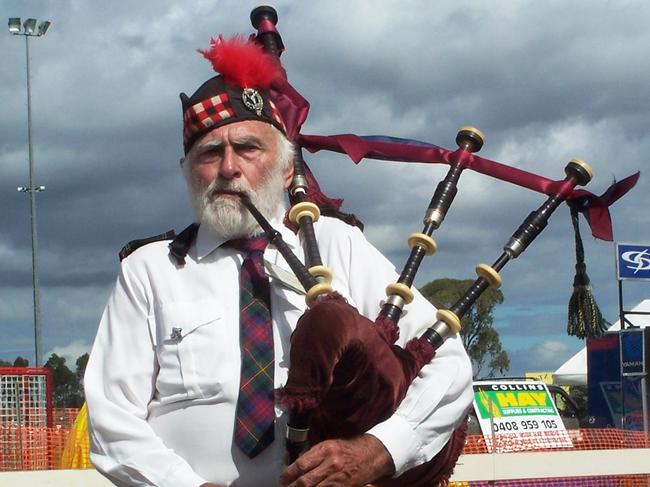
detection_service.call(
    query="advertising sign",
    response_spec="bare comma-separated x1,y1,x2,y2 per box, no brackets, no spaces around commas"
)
599,381,623,428
472,381,572,452
616,243,650,280
587,334,621,427
620,328,646,375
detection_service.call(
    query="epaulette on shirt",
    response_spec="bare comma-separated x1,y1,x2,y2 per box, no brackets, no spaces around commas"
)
118,230,176,261
118,224,200,264
168,223,199,265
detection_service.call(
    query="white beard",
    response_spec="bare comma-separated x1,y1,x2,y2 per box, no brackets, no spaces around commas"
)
186,166,286,240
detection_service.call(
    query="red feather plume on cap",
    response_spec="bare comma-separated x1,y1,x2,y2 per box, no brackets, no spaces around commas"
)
198,35,284,89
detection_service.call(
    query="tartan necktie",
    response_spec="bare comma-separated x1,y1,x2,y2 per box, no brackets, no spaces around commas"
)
227,236,275,458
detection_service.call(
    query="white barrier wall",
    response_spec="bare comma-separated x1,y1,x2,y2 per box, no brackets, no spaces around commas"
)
0,469,112,486
452,449,650,480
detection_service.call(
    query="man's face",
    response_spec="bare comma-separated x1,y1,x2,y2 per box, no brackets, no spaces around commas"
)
184,120,294,239
189,120,292,194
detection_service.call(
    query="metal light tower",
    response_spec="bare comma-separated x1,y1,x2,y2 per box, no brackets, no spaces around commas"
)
9,17,51,367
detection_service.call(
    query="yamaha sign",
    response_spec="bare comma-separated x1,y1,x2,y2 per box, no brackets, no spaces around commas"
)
616,243,650,280
620,328,646,376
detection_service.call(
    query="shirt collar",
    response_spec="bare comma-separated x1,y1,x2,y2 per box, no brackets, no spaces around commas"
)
194,205,299,261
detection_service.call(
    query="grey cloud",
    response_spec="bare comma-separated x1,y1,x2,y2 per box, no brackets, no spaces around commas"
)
1,0,648,375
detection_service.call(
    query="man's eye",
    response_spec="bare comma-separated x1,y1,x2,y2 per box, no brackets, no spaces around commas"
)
199,148,221,159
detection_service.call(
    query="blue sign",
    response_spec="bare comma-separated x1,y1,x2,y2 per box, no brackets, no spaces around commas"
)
616,243,650,280
620,329,645,375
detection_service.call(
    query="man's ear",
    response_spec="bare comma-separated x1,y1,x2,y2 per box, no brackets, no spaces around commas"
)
179,157,185,167
282,160,294,189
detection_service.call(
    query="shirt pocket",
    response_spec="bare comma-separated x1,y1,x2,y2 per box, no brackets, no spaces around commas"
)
148,300,229,403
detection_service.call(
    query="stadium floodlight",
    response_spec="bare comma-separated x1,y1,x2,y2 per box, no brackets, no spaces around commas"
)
37,21,51,36
9,16,52,366
8,17,21,34
23,18,37,35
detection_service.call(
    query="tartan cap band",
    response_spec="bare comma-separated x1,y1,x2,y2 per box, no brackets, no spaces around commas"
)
181,76,287,154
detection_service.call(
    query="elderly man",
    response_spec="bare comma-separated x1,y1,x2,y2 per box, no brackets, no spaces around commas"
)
85,36,473,487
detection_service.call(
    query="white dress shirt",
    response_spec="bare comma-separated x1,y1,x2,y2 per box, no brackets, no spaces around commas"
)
85,213,473,487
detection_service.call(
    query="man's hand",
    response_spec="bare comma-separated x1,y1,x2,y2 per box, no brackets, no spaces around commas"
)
279,434,395,487
200,483,225,487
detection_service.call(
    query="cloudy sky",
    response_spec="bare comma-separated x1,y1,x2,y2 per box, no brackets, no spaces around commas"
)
2,0,649,376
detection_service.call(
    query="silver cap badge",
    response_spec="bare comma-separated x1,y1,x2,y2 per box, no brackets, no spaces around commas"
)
242,88,264,116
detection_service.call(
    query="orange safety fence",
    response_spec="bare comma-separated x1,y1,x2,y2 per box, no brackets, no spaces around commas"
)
1,411,650,477
463,428,650,454
450,477,650,486
0,408,88,471
52,408,81,430
452,429,650,487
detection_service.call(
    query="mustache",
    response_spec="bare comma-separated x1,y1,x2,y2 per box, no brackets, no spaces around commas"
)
204,180,253,201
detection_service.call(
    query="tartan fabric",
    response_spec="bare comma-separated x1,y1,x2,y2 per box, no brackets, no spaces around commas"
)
183,92,235,146
268,99,287,134
227,236,275,458
180,73,290,153
118,229,176,262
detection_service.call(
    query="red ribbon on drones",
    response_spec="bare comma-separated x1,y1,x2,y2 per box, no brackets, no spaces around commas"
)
296,132,639,241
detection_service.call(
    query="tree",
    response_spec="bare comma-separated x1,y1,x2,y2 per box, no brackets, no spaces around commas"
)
419,278,509,378
13,356,29,367
44,353,85,408
76,353,89,387
0,357,29,367
75,353,89,377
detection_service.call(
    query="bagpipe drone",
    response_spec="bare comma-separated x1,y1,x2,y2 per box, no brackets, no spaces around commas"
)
213,6,639,486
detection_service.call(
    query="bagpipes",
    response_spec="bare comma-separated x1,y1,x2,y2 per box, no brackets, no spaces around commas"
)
242,6,639,486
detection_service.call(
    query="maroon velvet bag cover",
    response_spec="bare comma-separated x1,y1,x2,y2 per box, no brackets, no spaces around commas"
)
277,294,467,486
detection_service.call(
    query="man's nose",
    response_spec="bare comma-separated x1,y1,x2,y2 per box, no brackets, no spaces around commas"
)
219,148,242,179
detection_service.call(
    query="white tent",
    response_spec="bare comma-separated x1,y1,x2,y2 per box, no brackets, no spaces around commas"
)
553,299,650,386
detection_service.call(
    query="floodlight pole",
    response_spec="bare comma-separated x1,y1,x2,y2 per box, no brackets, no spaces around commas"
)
10,18,50,367
25,32,42,368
